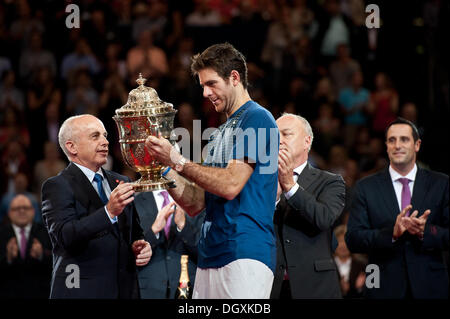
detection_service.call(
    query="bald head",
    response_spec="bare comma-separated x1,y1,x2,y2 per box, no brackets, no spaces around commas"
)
58,115,106,159
58,114,109,172
8,194,35,227
276,113,314,167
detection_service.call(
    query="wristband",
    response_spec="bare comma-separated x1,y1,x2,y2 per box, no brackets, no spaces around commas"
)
161,166,171,177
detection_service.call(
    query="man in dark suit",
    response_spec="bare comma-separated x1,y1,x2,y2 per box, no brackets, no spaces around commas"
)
134,191,204,298
345,117,449,299
271,113,345,299
41,114,152,299
0,194,52,298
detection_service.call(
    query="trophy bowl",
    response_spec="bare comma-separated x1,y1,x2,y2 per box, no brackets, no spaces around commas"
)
113,74,177,191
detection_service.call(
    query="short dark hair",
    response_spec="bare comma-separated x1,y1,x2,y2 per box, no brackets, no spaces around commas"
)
385,117,420,142
190,42,248,89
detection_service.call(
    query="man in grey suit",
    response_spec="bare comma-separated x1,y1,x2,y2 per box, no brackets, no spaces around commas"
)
134,190,204,298
271,113,345,299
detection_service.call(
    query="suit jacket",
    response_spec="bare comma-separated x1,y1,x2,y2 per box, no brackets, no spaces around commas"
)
271,163,345,299
345,167,449,299
0,222,52,298
41,162,144,299
134,191,204,299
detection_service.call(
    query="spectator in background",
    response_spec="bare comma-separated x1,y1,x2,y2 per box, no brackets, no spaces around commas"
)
131,0,168,46
327,145,348,176
0,107,29,151
0,70,24,114
126,29,168,88
134,190,204,298
168,37,197,104
330,43,361,95
26,66,61,162
317,0,351,60
43,99,61,145
0,172,41,225
400,101,424,137
18,31,56,84
368,72,399,136
338,70,370,148
32,141,66,201
66,70,99,116
261,4,299,99
0,56,12,80
312,77,338,120
0,194,52,298
9,0,45,48
0,140,31,195
60,38,101,81
333,225,366,299
312,103,340,158
185,0,222,27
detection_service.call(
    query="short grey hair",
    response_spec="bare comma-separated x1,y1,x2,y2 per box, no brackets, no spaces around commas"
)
58,115,86,160
280,113,314,152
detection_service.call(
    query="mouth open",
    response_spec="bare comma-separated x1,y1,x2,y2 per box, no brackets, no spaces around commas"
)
210,98,220,106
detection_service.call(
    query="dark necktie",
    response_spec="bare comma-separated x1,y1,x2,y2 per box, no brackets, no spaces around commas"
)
20,228,27,259
94,173,109,204
398,177,411,216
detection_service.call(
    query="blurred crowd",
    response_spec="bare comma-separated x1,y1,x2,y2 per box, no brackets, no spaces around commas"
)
0,0,447,298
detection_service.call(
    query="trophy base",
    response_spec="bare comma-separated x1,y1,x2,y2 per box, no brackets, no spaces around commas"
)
131,177,176,192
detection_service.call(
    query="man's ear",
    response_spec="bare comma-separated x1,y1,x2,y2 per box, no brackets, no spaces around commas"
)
230,70,240,86
65,141,77,156
415,139,421,153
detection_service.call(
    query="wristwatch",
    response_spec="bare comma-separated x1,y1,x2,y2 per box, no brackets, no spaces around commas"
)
174,156,187,173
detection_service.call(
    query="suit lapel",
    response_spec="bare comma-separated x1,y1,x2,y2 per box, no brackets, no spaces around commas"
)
65,163,105,209
297,163,317,191
377,168,400,217
411,167,428,211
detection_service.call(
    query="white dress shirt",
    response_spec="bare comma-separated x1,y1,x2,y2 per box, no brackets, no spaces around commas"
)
284,161,308,200
389,164,417,212
334,256,351,282
152,190,181,239
73,162,117,224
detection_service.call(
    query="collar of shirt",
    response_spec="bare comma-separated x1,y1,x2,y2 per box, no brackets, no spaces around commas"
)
12,223,32,247
152,189,174,211
73,162,104,183
293,161,308,182
389,163,417,183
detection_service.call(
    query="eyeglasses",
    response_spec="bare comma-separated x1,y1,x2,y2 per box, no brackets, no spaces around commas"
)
10,206,33,212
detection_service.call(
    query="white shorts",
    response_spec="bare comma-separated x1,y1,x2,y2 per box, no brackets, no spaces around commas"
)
192,259,274,299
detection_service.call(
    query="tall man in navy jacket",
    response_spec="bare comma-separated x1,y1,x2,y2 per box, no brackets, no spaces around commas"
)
346,118,449,299
41,114,152,298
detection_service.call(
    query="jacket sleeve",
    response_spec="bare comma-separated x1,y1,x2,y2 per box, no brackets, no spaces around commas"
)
175,210,205,255
286,174,345,231
41,176,113,251
345,181,395,253
422,177,449,251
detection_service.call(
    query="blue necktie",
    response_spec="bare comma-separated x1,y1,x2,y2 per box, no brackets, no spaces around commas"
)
93,173,109,204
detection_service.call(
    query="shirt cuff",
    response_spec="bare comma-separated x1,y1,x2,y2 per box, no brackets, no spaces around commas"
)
284,183,300,200
155,232,160,240
104,206,118,224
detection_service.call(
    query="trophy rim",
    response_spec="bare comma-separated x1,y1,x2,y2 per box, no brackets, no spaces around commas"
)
114,104,177,117
132,178,176,192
